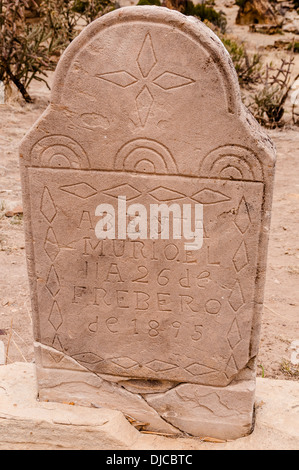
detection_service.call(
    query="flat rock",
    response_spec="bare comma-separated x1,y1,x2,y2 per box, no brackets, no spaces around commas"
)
144,379,256,440
0,363,298,450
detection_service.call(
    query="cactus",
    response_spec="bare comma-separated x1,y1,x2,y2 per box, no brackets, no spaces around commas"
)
0,0,60,102
0,0,115,103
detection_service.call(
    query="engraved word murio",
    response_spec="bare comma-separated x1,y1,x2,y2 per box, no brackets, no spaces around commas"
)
20,7,276,440
95,195,204,250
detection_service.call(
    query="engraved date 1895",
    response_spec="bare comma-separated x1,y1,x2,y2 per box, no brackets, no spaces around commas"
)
88,316,203,342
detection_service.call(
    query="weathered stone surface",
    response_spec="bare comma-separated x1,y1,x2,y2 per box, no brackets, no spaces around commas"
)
236,0,278,25
35,343,179,435
144,379,256,440
282,12,299,34
119,379,177,394
20,7,276,439
1,363,299,450
0,363,140,450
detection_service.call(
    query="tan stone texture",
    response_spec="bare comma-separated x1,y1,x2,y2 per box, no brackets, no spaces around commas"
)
19,7,276,439
0,363,298,450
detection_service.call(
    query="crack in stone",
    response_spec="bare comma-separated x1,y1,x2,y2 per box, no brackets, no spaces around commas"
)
36,342,255,437
141,392,191,436
36,342,181,434
114,384,183,436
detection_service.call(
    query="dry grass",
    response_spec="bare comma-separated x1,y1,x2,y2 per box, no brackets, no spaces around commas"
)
280,359,299,378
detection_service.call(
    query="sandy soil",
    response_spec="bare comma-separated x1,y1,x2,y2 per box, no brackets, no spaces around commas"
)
0,5,298,381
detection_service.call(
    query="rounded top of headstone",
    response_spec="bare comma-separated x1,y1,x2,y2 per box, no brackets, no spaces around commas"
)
20,6,275,181
52,6,240,114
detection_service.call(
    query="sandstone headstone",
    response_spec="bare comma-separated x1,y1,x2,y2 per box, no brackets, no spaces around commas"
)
20,6,276,440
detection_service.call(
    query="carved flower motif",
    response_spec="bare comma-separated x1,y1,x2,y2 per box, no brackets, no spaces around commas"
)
96,33,194,127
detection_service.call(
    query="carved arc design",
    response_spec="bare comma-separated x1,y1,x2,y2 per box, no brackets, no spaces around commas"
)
31,135,90,169
199,145,264,182
114,138,178,174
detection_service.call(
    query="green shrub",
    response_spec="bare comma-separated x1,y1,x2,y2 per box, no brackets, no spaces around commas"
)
288,42,299,53
73,0,115,23
137,1,227,33
0,0,116,102
137,0,161,5
184,1,227,33
249,58,299,128
40,0,79,46
250,86,286,127
0,0,60,103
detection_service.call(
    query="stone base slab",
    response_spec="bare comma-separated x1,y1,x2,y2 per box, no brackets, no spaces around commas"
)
0,363,298,450
34,343,255,440
36,365,256,440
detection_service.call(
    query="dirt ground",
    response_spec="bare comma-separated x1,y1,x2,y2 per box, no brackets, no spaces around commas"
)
0,4,298,381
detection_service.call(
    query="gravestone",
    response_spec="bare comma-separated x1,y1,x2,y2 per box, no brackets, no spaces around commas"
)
20,6,276,440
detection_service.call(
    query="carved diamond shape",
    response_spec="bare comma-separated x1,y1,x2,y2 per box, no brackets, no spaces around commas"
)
103,184,141,201
149,186,185,202
72,352,103,364
233,240,249,272
48,349,64,364
227,319,242,349
234,197,251,234
41,188,56,223
146,360,177,372
153,72,194,90
225,355,238,378
111,357,138,369
60,183,97,199
96,71,138,88
136,86,154,126
49,301,63,331
228,281,245,312
46,266,60,297
52,334,63,352
44,227,60,261
191,189,230,205
185,363,216,376
137,33,157,78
